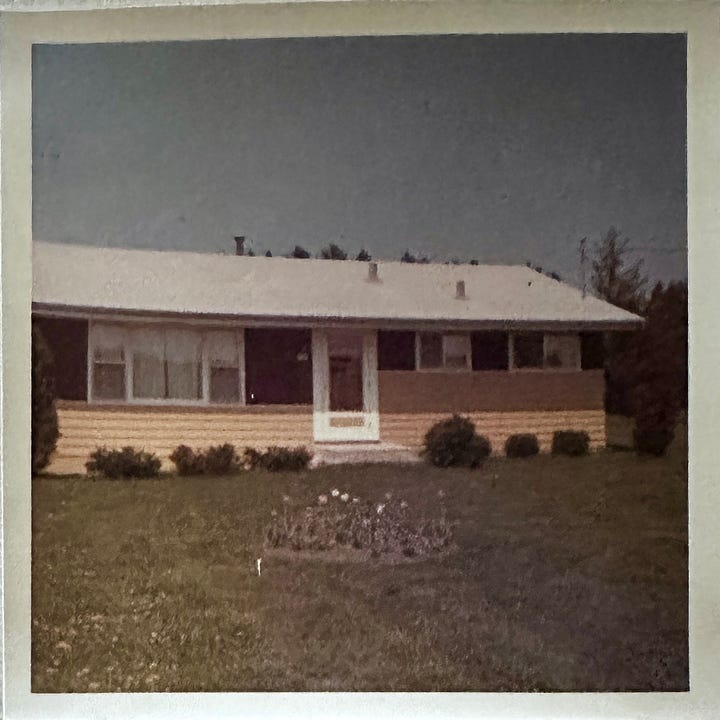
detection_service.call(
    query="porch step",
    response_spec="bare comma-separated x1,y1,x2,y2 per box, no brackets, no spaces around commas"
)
310,442,422,467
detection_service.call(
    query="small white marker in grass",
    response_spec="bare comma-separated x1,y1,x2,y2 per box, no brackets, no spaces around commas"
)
256,558,262,577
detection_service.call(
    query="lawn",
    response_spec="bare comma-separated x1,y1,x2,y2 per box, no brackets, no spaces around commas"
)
32,424,688,692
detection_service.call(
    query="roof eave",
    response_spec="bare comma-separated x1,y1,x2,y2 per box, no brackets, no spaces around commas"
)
31,301,644,332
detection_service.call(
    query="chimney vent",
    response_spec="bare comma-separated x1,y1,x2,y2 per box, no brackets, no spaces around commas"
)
455,280,466,299
234,236,245,256
368,262,379,282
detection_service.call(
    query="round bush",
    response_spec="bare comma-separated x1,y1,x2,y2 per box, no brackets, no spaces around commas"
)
504,433,539,458
423,415,492,468
86,446,161,479
551,430,590,456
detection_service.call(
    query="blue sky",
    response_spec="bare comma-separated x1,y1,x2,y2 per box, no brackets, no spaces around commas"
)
32,34,686,285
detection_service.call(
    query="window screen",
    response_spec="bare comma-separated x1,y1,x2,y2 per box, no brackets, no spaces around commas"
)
91,323,126,400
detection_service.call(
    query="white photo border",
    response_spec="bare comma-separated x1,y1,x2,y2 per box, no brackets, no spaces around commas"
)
2,1,718,718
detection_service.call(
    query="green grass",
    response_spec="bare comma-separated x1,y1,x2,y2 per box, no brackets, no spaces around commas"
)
32,425,688,692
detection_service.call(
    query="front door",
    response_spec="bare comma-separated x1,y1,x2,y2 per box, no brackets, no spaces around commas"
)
312,328,379,441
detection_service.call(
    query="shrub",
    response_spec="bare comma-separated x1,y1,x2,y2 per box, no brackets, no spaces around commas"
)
633,382,677,456
505,433,539,458
86,446,161,479
265,490,454,557
169,443,240,476
168,445,205,476
31,324,59,475
243,446,312,472
634,425,675,456
423,414,492,468
552,430,590,456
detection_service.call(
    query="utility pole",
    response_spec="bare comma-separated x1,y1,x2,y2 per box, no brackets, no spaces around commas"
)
579,237,587,298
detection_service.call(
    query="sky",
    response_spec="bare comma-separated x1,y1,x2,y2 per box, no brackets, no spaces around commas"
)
32,34,687,286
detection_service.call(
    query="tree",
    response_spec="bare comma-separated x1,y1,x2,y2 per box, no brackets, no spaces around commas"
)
265,250,273,257
590,228,649,415
289,245,310,259
591,226,647,314
355,248,372,261
400,249,429,264
32,323,59,474
320,243,347,260
631,280,687,454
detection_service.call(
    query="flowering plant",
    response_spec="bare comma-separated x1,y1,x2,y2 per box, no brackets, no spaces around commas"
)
265,488,454,557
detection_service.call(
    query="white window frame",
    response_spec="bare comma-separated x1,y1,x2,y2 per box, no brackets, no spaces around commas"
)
415,332,472,372
509,331,581,372
87,319,246,406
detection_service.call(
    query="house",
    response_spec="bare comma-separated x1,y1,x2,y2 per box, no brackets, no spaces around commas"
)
32,241,642,473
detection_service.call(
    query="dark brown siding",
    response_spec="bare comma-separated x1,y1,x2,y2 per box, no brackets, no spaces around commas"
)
245,328,313,404
33,317,88,401
378,370,605,413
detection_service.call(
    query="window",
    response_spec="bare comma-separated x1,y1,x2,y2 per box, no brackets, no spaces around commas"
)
417,332,471,371
91,324,126,400
377,331,415,371
544,333,581,370
131,327,202,400
207,330,241,403
511,332,581,370
89,322,244,405
512,332,544,369
471,331,509,371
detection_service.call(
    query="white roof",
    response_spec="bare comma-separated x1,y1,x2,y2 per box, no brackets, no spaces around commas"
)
32,241,642,330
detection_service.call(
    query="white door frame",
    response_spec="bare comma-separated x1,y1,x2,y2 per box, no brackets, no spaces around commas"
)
312,328,379,442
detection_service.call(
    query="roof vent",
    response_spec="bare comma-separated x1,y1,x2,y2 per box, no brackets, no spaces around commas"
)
234,236,245,256
455,280,466,299
368,262,379,282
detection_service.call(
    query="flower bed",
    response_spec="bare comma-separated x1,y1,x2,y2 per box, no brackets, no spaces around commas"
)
265,488,454,558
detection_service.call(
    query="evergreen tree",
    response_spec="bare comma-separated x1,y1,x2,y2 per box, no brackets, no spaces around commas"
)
320,243,348,260
32,323,59,474
631,281,687,454
289,245,310,259
355,248,372,261
400,249,430,264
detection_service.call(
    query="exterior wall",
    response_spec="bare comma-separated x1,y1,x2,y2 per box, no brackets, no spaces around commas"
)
48,401,313,474
378,369,606,453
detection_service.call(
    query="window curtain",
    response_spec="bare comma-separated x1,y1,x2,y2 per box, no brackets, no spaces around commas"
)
443,334,470,368
165,328,202,399
92,323,125,363
131,327,165,399
205,330,238,368
545,334,580,369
